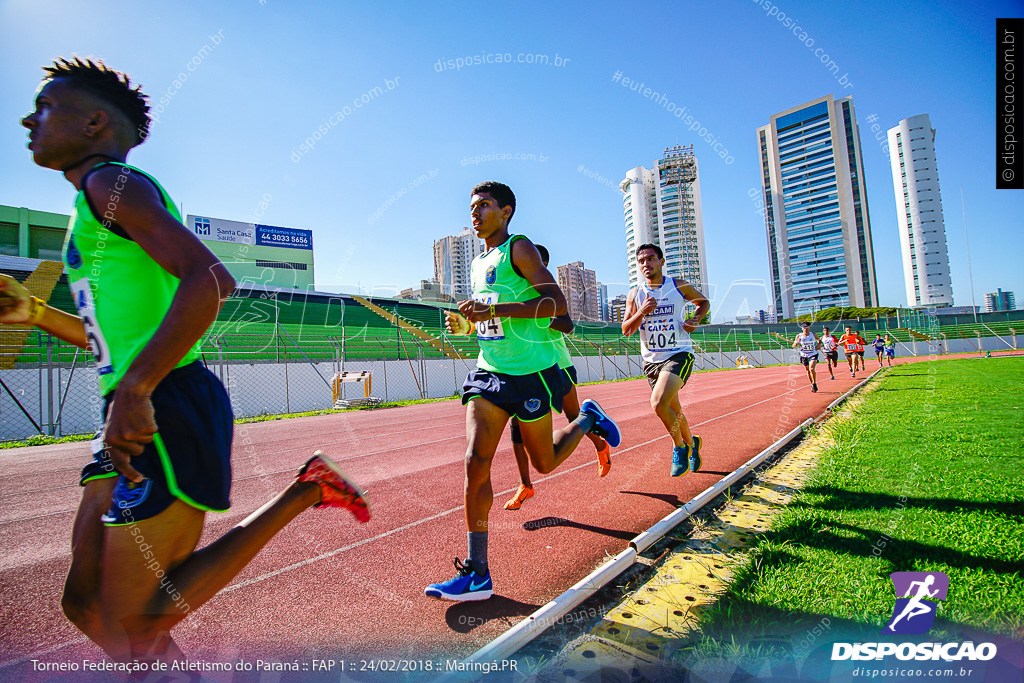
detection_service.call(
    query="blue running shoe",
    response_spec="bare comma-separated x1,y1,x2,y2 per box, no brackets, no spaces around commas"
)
671,446,689,477
580,399,622,448
689,435,702,473
424,558,493,601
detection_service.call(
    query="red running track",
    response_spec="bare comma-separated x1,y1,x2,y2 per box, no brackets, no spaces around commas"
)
0,355,997,678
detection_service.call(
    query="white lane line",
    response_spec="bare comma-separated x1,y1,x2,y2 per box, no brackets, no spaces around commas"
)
215,384,804,591
0,637,90,670
0,379,803,524
0,377,804,666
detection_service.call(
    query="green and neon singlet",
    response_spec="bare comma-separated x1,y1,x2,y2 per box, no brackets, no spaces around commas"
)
550,328,572,370
471,235,557,375
62,162,200,395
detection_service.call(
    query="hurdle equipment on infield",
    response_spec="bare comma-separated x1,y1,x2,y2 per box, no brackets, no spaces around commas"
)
331,370,381,408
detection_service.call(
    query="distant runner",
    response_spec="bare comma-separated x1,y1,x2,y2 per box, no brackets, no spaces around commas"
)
873,333,886,368
884,334,897,367
839,326,861,377
854,329,868,373
793,321,822,392
820,326,839,380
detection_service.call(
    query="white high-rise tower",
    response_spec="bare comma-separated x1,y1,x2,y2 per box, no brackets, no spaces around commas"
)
620,145,708,290
887,114,953,308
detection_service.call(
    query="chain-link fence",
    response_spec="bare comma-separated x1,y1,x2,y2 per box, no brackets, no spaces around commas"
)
0,331,102,442
3,319,1017,443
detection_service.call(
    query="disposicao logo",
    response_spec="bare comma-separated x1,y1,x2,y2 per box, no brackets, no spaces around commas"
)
831,572,997,662
887,571,948,634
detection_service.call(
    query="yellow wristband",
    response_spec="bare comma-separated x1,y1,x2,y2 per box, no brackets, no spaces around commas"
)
489,304,496,320
27,296,46,325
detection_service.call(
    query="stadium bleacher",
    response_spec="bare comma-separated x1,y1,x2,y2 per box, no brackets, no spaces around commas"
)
3,269,1022,368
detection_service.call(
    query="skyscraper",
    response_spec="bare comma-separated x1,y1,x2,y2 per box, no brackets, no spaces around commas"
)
620,145,708,291
887,114,954,308
758,94,878,319
433,227,484,300
557,261,599,321
984,289,1016,312
609,294,628,323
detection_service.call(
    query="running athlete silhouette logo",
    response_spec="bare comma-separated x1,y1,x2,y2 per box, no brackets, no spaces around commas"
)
885,571,948,634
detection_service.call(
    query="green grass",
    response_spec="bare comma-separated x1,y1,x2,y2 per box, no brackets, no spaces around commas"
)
692,357,1024,649
0,433,94,449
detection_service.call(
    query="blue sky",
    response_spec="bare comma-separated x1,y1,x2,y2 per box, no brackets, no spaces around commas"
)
1,0,1020,322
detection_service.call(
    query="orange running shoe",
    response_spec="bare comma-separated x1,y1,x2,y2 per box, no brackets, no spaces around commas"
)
298,450,371,523
596,441,612,477
504,484,534,510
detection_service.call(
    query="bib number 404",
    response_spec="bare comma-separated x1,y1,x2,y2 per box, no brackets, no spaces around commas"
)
472,293,505,340
647,331,676,349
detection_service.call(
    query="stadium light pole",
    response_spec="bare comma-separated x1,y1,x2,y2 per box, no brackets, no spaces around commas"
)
960,188,978,323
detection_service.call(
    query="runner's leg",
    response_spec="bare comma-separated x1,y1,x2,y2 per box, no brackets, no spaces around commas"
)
518,411,588,475
464,397,510,533
669,390,693,446
651,371,688,448
509,419,532,489
61,478,118,651
563,385,604,449
99,475,328,661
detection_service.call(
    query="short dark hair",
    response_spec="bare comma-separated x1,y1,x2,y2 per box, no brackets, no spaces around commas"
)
43,56,151,145
535,244,549,265
635,243,663,259
471,181,516,222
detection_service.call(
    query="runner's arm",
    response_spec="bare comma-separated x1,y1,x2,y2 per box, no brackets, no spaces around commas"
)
459,238,566,322
677,280,709,333
32,307,90,349
549,314,574,334
85,167,235,398
0,274,89,348
621,287,646,336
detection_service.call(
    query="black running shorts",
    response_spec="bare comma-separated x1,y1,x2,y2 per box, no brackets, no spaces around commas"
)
642,351,695,390
462,364,564,421
80,362,234,526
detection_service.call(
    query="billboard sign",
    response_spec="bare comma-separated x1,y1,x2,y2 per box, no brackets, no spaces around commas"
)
255,224,313,250
187,215,312,251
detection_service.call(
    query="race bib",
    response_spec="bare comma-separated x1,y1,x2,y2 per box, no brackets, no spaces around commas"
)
70,278,114,375
473,293,505,341
801,337,817,352
642,318,679,351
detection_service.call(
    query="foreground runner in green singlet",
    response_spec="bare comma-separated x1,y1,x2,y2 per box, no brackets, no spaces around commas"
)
424,182,621,601
1,58,369,666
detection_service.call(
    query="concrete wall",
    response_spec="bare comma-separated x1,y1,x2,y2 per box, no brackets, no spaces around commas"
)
2,335,1019,441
